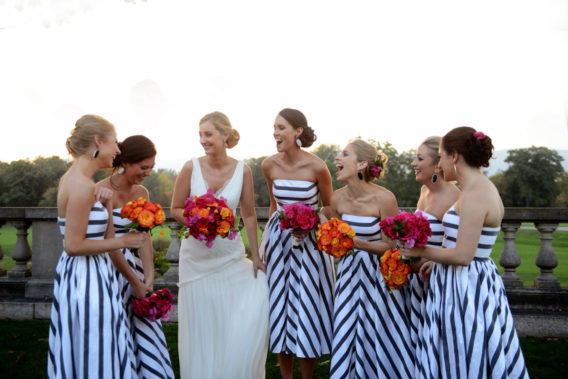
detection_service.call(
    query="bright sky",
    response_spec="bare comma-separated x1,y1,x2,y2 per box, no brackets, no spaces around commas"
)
1,0,567,171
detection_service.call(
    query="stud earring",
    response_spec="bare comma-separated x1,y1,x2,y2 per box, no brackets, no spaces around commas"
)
296,138,302,147
431,173,438,183
117,167,125,174
93,149,99,159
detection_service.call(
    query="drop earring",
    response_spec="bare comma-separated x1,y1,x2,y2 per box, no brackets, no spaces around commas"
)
93,149,99,159
117,167,125,174
296,138,302,147
431,173,438,183
453,164,457,175
358,172,363,180
224,139,229,148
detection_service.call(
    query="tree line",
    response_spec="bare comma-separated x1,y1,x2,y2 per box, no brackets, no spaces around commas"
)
0,144,565,208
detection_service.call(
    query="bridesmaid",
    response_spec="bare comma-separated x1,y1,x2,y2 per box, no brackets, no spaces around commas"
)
48,115,147,378
96,135,174,379
262,108,334,379
402,127,528,378
324,139,414,379
407,136,460,378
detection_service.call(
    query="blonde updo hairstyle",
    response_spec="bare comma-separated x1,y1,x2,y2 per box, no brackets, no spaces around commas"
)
65,114,116,158
420,136,442,165
347,139,388,182
199,111,240,149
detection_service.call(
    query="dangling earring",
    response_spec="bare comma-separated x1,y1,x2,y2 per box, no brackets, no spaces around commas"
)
431,173,438,183
453,164,457,175
224,139,229,148
358,172,363,180
117,167,125,175
296,138,302,147
93,149,99,159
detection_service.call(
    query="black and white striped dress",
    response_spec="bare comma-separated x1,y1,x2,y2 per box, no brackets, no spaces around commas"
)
48,202,137,379
113,209,174,379
415,207,528,378
330,214,414,379
406,210,443,375
264,179,335,357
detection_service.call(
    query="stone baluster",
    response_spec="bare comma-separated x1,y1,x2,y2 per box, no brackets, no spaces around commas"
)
162,222,180,282
0,221,6,277
8,220,31,278
498,222,523,288
534,222,560,289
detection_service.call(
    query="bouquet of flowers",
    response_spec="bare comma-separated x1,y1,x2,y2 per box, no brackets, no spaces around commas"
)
379,210,432,249
379,249,412,292
378,211,432,291
316,217,356,258
131,288,174,322
182,189,238,248
278,203,319,248
120,197,166,231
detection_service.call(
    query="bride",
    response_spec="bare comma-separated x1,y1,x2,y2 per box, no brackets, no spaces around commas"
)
171,111,269,379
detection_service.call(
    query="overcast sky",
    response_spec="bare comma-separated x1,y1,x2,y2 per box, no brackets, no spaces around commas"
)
1,0,567,170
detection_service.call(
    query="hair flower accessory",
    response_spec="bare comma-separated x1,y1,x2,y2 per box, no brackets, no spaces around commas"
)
473,131,485,140
369,156,383,178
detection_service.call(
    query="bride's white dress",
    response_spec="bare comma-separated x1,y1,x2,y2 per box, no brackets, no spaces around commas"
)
177,158,270,379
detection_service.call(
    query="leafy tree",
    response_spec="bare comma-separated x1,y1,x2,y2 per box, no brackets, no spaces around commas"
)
144,169,177,207
38,187,59,207
245,157,270,207
0,160,41,206
371,140,421,207
493,146,564,207
553,171,568,207
311,144,343,191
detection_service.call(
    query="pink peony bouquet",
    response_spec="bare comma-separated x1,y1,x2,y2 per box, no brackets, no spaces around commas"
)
278,203,319,248
182,189,238,248
131,288,174,322
379,210,432,249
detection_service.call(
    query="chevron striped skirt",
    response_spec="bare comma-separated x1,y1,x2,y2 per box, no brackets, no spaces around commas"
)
415,259,529,379
264,215,335,358
330,251,415,379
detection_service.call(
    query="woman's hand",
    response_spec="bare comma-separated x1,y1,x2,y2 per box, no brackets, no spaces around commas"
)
253,257,266,278
400,245,423,259
410,257,427,273
291,229,309,244
144,275,154,292
419,261,434,281
94,186,113,205
122,231,148,250
131,279,152,299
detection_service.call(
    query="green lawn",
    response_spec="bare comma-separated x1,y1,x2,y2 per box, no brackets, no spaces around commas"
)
1,320,566,378
2,225,566,287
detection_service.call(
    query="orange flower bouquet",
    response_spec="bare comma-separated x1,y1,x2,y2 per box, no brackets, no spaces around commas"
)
120,197,166,232
315,217,356,258
379,248,413,292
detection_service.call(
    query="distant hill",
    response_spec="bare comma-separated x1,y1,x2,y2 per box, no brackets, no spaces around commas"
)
484,149,568,177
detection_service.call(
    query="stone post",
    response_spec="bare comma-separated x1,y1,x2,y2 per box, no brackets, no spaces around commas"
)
498,222,523,288
534,223,560,289
162,221,180,283
8,220,31,278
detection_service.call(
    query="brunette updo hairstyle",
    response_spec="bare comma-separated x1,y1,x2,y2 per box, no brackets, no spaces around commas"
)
278,108,317,148
440,127,493,168
200,111,240,148
421,136,442,165
113,135,156,169
65,114,115,158
347,139,388,181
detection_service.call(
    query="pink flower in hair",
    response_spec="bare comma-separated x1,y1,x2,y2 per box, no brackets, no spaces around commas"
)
473,131,485,140
370,165,382,177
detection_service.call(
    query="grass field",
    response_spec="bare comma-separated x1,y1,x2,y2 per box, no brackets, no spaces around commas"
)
1,320,566,378
2,224,566,286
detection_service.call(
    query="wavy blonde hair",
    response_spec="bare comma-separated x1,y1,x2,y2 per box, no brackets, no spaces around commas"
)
65,114,115,158
199,111,240,149
347,139,388,181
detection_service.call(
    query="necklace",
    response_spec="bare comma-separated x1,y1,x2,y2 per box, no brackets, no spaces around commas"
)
109,175,121,191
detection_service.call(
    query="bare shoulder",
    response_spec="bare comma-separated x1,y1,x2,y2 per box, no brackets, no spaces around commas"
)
135,184,150,199
374,184,396,202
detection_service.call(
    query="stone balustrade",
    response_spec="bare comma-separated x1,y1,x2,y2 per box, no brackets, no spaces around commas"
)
0,206,567,336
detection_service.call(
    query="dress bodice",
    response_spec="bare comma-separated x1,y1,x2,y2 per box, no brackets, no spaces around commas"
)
272,179,319,210
178,158,246,284
417,210,444,247
57,201,108,240
112,208,129,236
442,206,500,259
341,214,382,243
191,157,243,209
